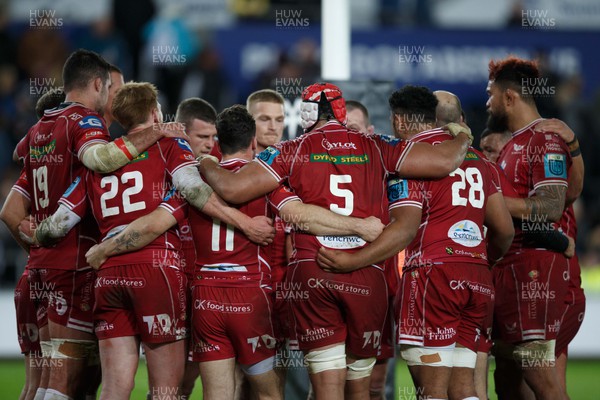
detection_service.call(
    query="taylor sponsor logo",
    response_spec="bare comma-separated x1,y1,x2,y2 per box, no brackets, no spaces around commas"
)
447,220,483,247
95,276,146,288
307,278,371,296
194,300,253,313
321,138,357,151
316,235,366,249
34,132,52,143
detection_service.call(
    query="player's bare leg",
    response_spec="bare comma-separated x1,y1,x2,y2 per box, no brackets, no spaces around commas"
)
368,360,388,400
45,321,96,399
407,365,452,399
474,351,489,400
345,354,374,400
199,358,236,400
233,363,248,400
556,352,570,399
448,367,477,399
144,340,185,400
181,358,200,399
304,343,346,400
98,336,140,400
32,325,50,400
244,368,282,400
24,352,43,400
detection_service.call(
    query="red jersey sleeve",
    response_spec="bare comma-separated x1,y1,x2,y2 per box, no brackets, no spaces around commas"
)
388,177,424,210
12,169,31,200
72,114,111,159
159,189,188,224
159,138,198,176
488,161,518,197
268,185,300,212
255,140,301,183
373,135,415,174
58,173,89,218
529,132,570,191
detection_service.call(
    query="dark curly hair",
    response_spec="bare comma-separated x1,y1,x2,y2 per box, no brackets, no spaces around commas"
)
489,56,539,103
388,85,438,123
216,105,256,155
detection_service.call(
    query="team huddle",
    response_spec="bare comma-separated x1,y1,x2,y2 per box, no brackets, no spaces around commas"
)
0,49,585,400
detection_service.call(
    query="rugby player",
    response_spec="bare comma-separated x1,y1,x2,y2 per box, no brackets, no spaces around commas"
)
487,56,572,400
479,129,511,163
318,85,514,400
197,82,472,399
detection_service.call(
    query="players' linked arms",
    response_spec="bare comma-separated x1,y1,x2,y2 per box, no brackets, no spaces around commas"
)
199,158,280,204
19,204,82,247
398,134,470,179
317,206,421,273
511,184,567,223
279,201,384,240
0,190,31,252
200,193,275,246
485,192,514,265
85,207,178,269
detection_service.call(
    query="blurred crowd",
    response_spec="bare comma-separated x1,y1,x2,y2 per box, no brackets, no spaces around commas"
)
1,0,599,286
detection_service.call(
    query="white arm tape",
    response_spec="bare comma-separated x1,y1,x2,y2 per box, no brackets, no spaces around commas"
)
172,165,214,211
36,204,81,246
80,139,139,173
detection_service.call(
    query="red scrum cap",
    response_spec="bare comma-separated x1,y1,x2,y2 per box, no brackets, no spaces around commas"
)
300,82,347,131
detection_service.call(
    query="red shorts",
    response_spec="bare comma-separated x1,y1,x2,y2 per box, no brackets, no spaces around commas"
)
29,268,95,334
378,296,395,360
493,253,569,343
286,261,388,358
396,263,494,352
556,257,586,356
190,285,276,365
27,269,48,329
14,272,41,354
94,264,187,343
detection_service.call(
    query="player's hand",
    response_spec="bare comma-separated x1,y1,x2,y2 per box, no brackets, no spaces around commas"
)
534,118,575,143
564,235,575,258
154,122,189,140
18,216,38,246
355,216,384,242
442,122,473,145
317,247,360,273
243,216,275,246
197,154,219,165
85,244,107,270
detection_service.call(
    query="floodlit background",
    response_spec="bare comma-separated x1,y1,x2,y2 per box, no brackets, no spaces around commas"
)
0,0,599,398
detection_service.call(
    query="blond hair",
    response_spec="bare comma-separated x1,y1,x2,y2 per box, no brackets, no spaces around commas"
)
112,82,158,130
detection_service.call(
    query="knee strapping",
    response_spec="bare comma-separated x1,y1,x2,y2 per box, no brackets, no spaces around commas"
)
513,340,555,363
400,345,455,367
51,339,97,362
40,341,52,358
453,346,477,368
346,357,376,380
304,344,346,374
43,388,72,399
240,356,275,376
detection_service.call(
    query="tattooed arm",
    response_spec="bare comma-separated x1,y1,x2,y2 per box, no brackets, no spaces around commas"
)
503,184,567,223
85,207,177,269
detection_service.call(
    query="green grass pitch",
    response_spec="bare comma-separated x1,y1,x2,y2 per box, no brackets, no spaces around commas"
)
0,358,599,399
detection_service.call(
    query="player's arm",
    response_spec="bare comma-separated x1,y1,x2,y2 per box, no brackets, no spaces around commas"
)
317,206,422,273
80,123,189,173
279,200,384,241
398,125,471,179
201,193,275,246
484,192,514,265
22,204,82,247
0,189,31,252
503,184,566,223
172,165,274,245
522,228,574,258
534,118,583,206
199,158,280,204
85,207,177,269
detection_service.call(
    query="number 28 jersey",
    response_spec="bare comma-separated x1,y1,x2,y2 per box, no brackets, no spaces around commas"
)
391,129,498,267
59,137,195,269
255,121,414,265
